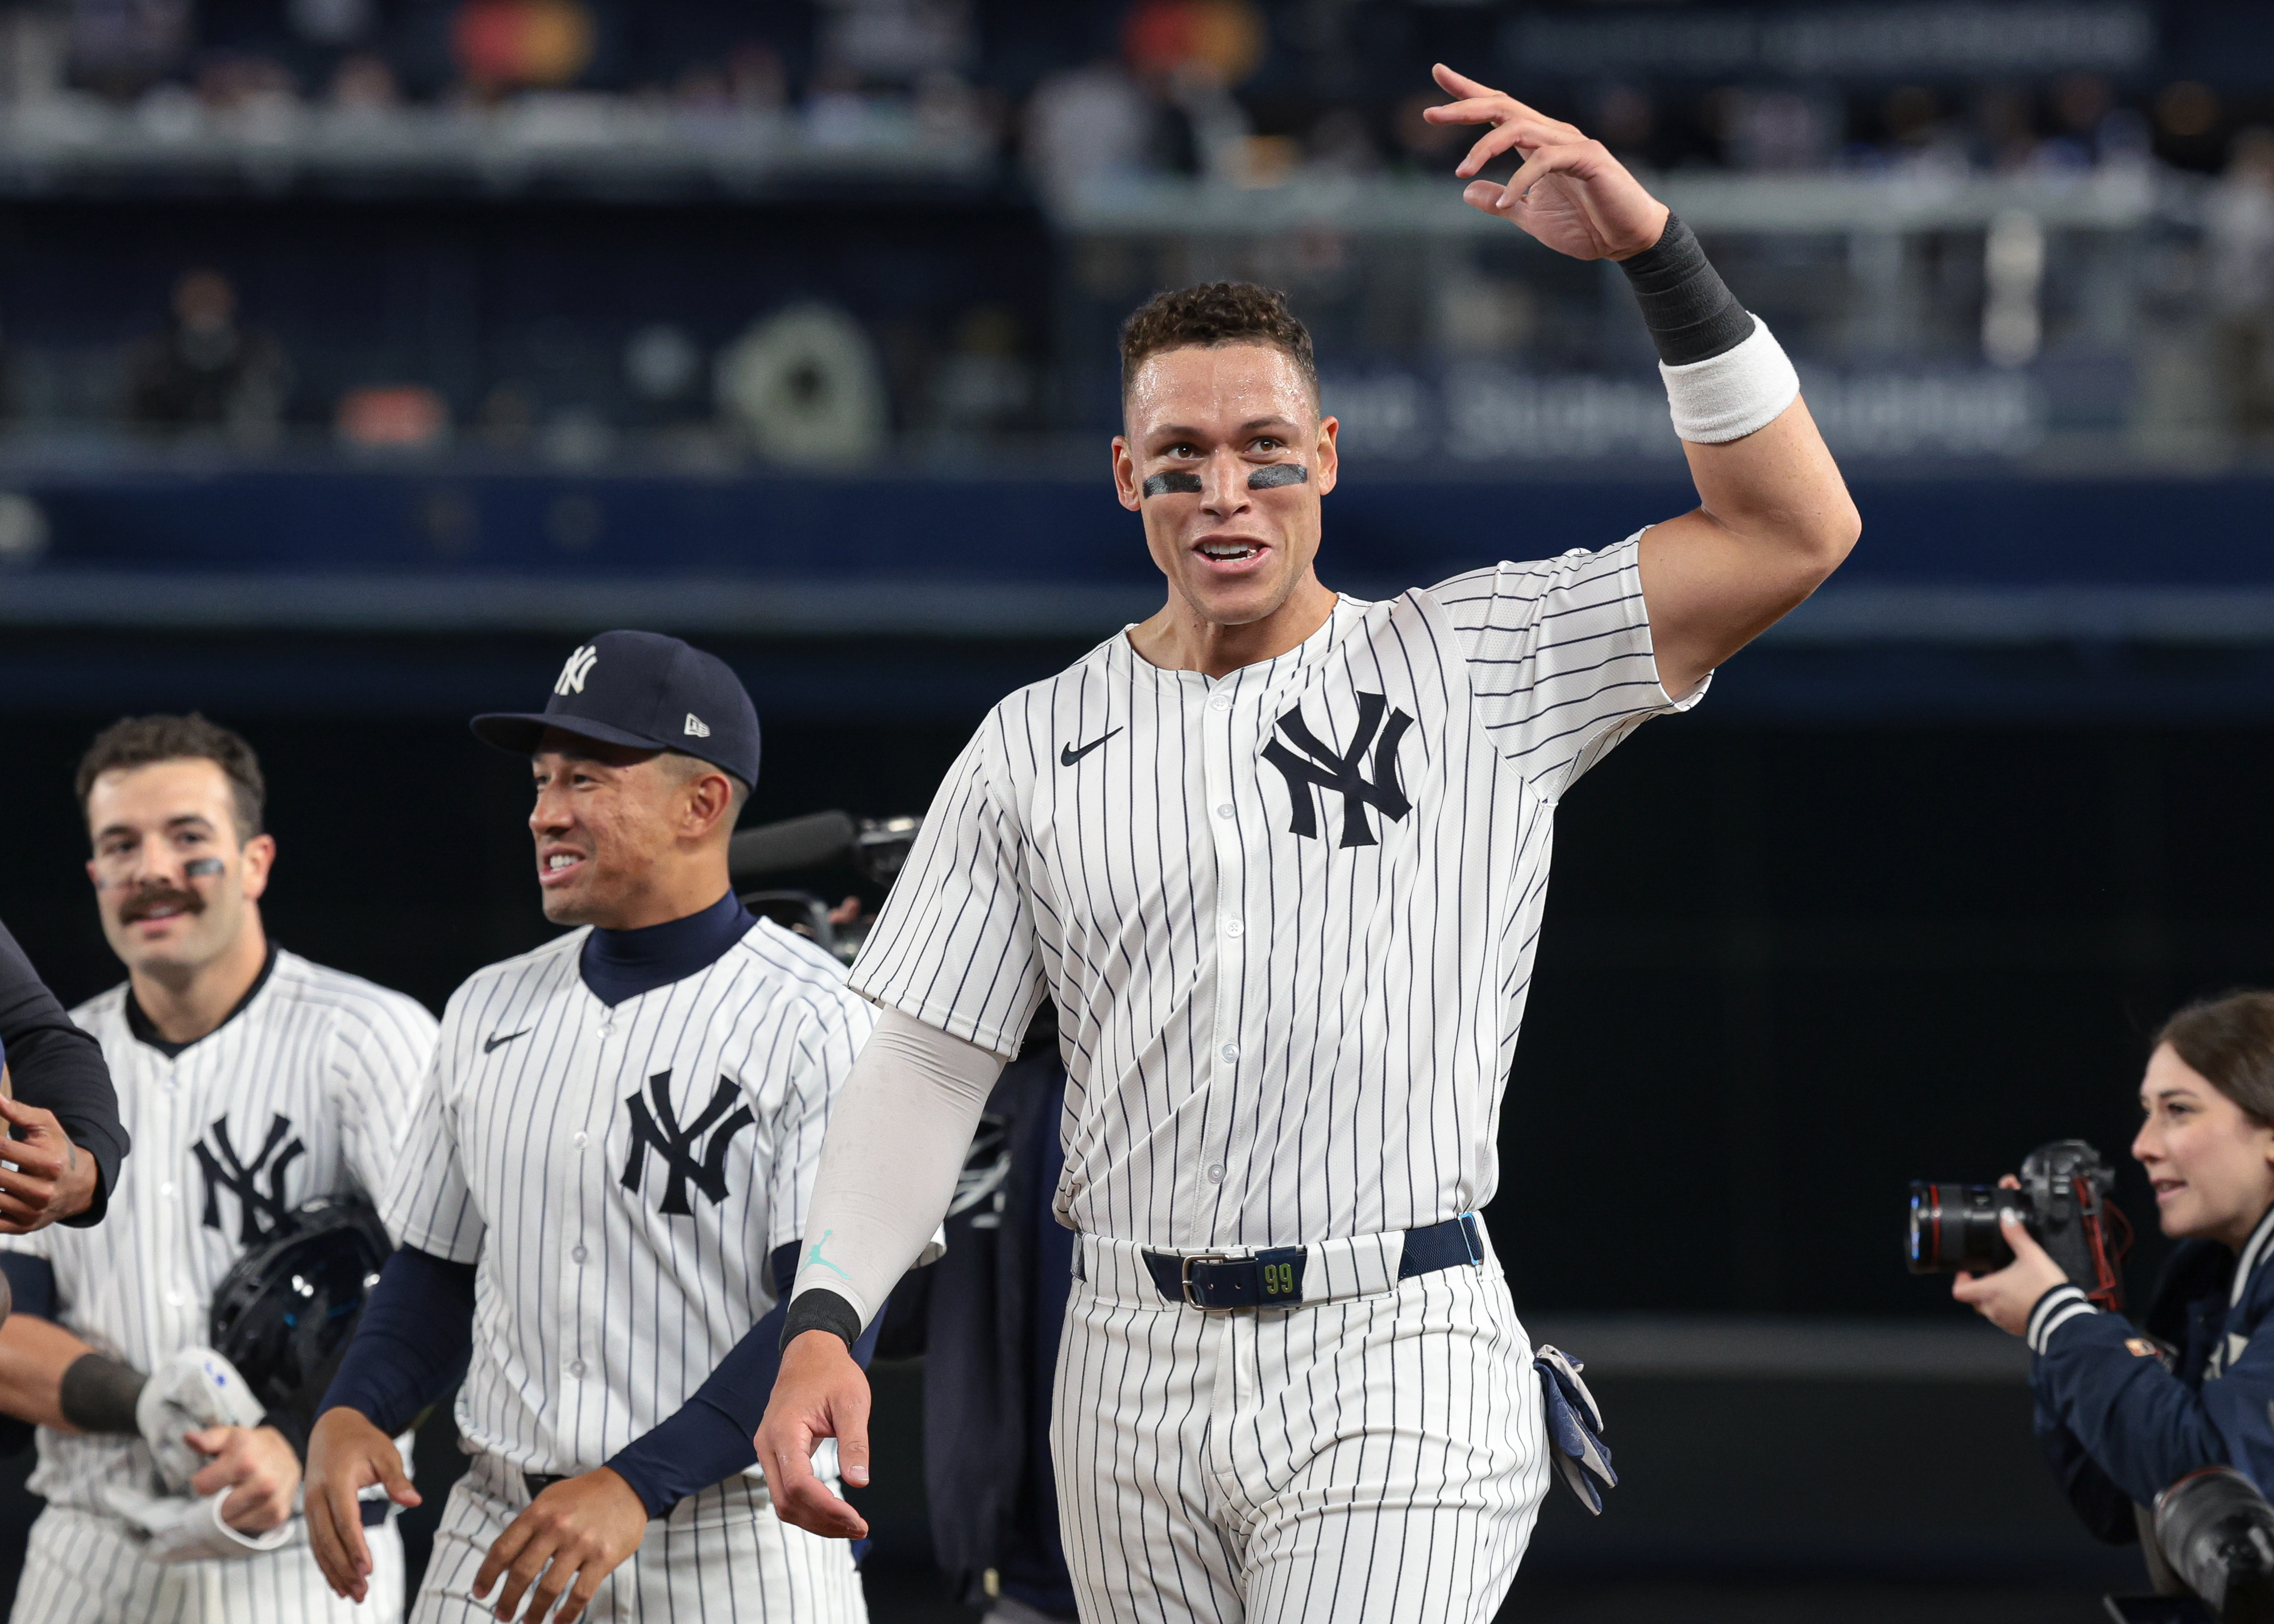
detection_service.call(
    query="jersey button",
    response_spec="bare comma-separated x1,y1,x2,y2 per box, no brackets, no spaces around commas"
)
571,1245,588,1264
1215,804,1234,819
159,1182,176,1199
1210,695,1231,713
572,1131,588,1149
1223,919,1244,938
1205,1164,1225,1183
1221,1044,1239,1063
568,1359,587,1379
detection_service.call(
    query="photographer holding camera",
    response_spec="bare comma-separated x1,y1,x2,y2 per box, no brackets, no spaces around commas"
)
1952,992,2274,1536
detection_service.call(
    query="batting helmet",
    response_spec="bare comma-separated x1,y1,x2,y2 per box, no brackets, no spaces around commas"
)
207,1194,391,1426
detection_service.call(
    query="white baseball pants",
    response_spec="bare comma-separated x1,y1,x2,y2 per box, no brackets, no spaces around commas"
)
410,1451,868,1624
1052,1231,1549,1624
11,1503,404,1623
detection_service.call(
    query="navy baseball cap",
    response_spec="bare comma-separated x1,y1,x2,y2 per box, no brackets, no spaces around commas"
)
471,630,761,789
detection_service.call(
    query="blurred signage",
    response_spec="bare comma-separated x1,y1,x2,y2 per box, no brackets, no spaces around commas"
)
1327,367,2045,461
1506,4,2153,78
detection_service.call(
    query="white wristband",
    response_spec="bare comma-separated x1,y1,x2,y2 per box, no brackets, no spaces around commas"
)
1659,317,1800,445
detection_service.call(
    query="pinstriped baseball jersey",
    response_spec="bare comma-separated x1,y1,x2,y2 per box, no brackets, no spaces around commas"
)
384,917,873,1478
846,534,1700,1254
0,949,435,1517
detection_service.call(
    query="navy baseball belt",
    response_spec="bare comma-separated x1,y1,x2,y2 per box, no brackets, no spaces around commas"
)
1140,1215,1484,1310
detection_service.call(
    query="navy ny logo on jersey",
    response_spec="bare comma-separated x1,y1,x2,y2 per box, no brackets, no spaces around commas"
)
1263,690,1416,848
193,1113,305,1244
621,1071,756,1216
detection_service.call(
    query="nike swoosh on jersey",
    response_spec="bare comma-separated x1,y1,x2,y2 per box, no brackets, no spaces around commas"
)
483,1029,533,1053
1060,729,1122,767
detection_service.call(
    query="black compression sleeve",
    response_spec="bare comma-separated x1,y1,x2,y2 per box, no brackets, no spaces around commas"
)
317,1245,475,1436
1617,214,1756,367
779,1288,862,1353
59,1352,146,1434
0,917,129,1226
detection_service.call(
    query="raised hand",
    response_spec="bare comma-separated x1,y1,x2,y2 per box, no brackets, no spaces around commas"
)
1421,63,1669,261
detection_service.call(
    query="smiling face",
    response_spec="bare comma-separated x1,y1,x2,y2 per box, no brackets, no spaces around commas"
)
2134,1041,2274,1249
85,757,272,983
529,729,738,930
1113,342,1339,630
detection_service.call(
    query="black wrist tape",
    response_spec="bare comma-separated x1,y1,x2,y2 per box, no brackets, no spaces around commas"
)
59,1352,146,1435
779,1289,862,1353
1617,214,1756,368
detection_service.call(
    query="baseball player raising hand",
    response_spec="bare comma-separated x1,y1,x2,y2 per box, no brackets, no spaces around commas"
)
305,632,875,1624
757,63,1860,1623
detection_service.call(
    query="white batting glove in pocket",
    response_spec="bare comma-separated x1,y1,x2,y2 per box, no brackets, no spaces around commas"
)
135,1347,265,1494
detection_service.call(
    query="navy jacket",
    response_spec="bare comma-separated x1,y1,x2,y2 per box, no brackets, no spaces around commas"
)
2033,1203,2274,1539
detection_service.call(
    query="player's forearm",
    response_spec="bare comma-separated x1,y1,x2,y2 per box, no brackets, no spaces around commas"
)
0,1312,99,1430
0,920,127,1226
317,1244,475,1436
609,1242,886,1517
1619,216,1857,574
787,1008,1005,1330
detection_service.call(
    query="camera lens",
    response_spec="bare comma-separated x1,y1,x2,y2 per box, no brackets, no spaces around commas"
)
2155,1465,2274,1623
1906,1181,2016,1274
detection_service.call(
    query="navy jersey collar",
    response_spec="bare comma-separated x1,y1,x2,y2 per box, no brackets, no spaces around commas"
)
579,890,754,1008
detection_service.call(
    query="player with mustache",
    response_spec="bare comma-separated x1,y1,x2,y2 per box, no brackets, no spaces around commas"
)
0,713,436,1623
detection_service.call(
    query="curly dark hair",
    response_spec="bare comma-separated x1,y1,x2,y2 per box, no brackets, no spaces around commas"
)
76,712,265,841
1118,281,1318,405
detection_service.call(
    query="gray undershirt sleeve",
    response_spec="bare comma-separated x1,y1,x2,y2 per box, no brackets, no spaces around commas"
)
787,1008,1007,1330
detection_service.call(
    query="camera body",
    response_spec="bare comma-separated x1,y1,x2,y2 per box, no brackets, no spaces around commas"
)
1907,1138,2126,1309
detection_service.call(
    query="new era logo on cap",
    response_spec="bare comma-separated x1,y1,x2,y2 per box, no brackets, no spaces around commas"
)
684,713,710,738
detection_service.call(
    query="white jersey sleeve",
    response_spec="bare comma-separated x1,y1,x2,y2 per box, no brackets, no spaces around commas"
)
320,988,438,1216
762,993,875,1257
381,1046,484,1265
1428,531,1704,802
846,725,1047,1059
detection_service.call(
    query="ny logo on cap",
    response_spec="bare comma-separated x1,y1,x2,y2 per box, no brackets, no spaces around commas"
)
684,713,710,738
554,645,599,697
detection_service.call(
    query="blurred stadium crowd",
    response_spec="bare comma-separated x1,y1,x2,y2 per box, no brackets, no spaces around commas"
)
0,0,2269,484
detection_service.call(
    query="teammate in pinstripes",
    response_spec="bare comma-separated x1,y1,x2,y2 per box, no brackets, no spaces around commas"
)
303,630,875,1624
0,714,437,1623
757,61,1862,1623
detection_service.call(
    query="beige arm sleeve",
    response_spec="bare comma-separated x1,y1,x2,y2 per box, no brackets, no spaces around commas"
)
788,1007,1007,1328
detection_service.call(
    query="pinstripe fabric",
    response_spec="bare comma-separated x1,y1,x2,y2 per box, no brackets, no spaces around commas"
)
843,535,1699,1257
837,535,1685,1622
0,949,433,1624
383,916,870,1486
411,1451,864,1624
11,1505,404,1623
1052,1240,1546,1624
